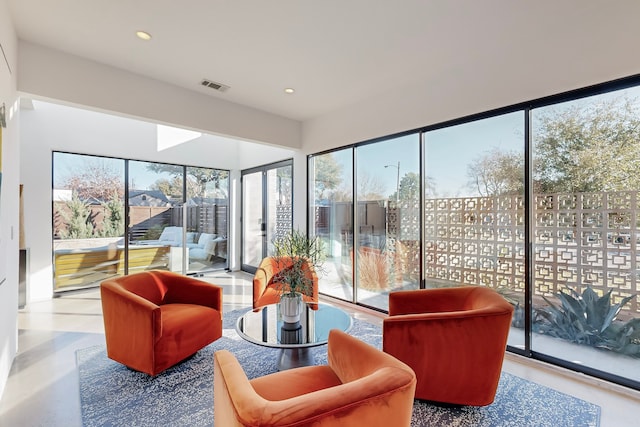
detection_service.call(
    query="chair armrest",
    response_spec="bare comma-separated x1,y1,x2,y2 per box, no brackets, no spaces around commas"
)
100,280,162,349
154,271,222,311
253,263,278,309
327,329,414,382
214,350,270,426
261,368,415,426
215,348,415,427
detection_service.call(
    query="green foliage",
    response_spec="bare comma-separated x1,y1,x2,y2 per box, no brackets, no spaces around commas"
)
151,176,186,199
389,172,420,202
534,96,640,193
272,229,324,297
98,194,124,238
536,286,640,357
465,96,640,196
58,194,95,239
313,154,344,199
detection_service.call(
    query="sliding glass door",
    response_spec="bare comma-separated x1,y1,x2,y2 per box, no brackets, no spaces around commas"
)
423,112,525,349
307,77,640,390
52,152,229,291
52,153,125,291
309,149,354,301
531,87,640,384
185,167,229,273
241,160,293,272
308,136,420,311
127,160,182,274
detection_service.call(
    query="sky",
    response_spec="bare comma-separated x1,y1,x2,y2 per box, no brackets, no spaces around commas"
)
317,112,523,198
425,111,523,197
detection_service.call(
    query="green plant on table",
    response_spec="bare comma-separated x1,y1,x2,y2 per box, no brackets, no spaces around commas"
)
272,229,324,298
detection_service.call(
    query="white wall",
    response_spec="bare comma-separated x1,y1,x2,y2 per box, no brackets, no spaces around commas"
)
19,100,295,299
18,41,302,150
0,0,20,400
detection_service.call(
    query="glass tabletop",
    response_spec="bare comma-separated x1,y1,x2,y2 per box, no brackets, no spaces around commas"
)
236,303,352,349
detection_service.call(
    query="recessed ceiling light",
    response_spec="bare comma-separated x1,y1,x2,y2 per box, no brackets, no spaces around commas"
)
136,31,152,41
284,88,295,94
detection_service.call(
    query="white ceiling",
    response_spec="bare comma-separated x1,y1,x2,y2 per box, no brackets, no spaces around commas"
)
5,0,630,122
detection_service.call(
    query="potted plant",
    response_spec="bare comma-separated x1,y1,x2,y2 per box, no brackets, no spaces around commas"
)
272,229,324,322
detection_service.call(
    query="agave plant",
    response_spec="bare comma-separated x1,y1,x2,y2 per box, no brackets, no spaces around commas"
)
536,286,640,357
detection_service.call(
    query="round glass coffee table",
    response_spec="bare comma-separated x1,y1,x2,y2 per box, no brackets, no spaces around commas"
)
236,303,352,370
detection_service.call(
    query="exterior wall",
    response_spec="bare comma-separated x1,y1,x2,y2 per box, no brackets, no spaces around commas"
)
0,0,20,400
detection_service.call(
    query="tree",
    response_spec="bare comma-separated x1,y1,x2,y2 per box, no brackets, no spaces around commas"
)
275,166,292,205
389,172,420,202
467,148,524,196
146,164,229,199
313,154,344,199
357,171,386,201
63,159,124,201
98,193,125,238
534,96,640,193
151,176,197,199
58,194,95,239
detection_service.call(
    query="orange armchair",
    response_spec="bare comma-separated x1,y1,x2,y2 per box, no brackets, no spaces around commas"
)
253,256,319,310
383,286,514,406
214,329,416,427
100,270,223,376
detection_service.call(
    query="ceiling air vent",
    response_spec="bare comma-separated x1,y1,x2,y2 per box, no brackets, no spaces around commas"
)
200,79,230,92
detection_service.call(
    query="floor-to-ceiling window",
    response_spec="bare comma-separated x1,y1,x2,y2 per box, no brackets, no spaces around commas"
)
531,86,640,385
52,152,229,291
424,112,525,349
355,135,420,309
241,160,293,272
309,149,354,301
308,75,640,390
128,160,183,274
185,166,229,273
309,136,420,311
53,153,125,291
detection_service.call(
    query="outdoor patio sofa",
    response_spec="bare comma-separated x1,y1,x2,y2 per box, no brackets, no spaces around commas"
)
139,226,223,261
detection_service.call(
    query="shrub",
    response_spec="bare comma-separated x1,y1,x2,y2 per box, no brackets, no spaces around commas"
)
536,286,640,357
357,247,390,291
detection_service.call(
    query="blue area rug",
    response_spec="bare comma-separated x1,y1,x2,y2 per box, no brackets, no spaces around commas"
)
77,309,600,427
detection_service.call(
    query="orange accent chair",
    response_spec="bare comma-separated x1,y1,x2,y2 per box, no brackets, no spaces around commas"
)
100,270,223,376
383,286,514,406
253,256,319,310
214,329,417,427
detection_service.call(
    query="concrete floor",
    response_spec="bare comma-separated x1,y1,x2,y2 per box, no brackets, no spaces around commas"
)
0,271,639,426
